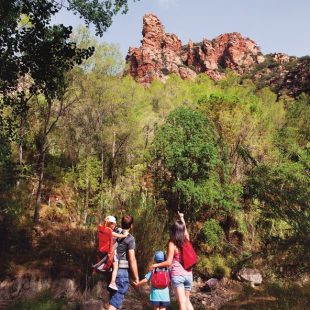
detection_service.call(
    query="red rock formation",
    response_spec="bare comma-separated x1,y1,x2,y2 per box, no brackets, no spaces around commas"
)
251,53,310,98
126,14,265,84
141,13,165,48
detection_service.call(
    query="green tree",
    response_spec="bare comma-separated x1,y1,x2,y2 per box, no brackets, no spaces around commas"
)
151,107,240,219
0,1,93,139
30,71,85,223
247,160,310,244
72,27,124,75
0,0,138,146
65,156,102,223
0,0,139,222
56,37,150,216
248,94,310,246
63,0,140,36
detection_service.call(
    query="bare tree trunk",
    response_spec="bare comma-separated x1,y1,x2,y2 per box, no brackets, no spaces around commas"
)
111,130,116,185
19,143,23,165
83,177,90,225
17,117,26,187
18,126,23,165
34,147,46,223
85,176,89,209
100,144,104,214
33,98,51,224
112,131,116,158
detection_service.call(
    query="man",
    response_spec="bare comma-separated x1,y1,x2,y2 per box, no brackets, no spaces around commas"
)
108,214,139,310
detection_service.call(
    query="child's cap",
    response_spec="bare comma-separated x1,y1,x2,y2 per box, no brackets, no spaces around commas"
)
154,251,165,263
105,215,116,223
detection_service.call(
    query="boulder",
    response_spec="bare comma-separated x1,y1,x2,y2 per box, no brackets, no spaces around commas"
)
206,278,219,291
52,278,77,298
237,268,263,287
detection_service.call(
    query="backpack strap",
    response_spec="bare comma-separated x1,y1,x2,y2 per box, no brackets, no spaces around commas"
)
180,243,185,267
117,234,132,269
117,234,130,259
153,266,168,272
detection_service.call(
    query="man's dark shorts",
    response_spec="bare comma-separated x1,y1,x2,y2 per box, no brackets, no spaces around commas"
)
109,268,129,309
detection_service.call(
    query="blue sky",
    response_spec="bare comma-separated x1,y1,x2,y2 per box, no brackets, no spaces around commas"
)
53,0,310,58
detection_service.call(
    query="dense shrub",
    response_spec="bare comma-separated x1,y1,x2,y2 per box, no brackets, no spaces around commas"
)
203,219,224,249
197,254,231,279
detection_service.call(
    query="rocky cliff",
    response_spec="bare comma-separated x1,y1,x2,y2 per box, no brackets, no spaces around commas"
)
126,14,310,98
126,13,265,84
248,54,310,98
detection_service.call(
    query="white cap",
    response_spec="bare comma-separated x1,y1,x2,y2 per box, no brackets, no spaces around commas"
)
105,215,116,223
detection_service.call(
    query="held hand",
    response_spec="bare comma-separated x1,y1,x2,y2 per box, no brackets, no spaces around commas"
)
148,263,156,272
132,279,139,288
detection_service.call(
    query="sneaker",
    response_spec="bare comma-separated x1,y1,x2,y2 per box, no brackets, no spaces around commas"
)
108,283,118,291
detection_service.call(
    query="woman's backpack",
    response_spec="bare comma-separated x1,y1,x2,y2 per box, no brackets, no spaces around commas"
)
151,267,170,289
181,240,198,270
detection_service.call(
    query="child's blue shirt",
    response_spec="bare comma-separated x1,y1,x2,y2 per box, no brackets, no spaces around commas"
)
145,271,170,302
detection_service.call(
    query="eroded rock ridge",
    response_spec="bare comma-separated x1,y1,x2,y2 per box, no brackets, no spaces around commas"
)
126,13,265,84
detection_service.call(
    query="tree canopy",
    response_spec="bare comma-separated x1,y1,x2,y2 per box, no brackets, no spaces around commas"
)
0,0,138,144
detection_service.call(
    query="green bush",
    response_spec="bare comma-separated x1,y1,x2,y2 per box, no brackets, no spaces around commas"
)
196,255,212,276
203,219,224,249
212,254,231,279
196,254,231,279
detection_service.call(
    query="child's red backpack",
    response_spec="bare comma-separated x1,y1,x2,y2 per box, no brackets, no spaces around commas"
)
93,225,114,272
181,240,198,270
151,267,170,289
98,225,113,253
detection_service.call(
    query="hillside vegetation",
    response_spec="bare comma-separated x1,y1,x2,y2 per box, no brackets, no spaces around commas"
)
1,29,309,287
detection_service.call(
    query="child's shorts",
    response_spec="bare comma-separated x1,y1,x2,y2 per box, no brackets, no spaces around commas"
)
150,301,170,307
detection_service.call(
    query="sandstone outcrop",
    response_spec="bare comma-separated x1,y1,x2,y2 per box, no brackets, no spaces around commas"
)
250,53,310,97
126,13,265,84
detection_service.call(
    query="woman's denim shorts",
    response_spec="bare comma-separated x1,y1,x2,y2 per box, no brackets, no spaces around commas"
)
171,274,193,291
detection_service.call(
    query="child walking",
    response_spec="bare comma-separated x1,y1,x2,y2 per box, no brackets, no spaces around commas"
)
136,251,170,310
97,215,128,291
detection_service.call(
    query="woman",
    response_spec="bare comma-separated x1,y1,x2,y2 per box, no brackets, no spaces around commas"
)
151,213,194,310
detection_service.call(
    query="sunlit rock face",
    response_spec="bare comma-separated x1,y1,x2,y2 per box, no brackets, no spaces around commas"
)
126,13,264,84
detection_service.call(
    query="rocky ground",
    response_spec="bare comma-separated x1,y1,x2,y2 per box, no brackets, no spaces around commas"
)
120,277,242,310
0,274,242,309
1,271,310,309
